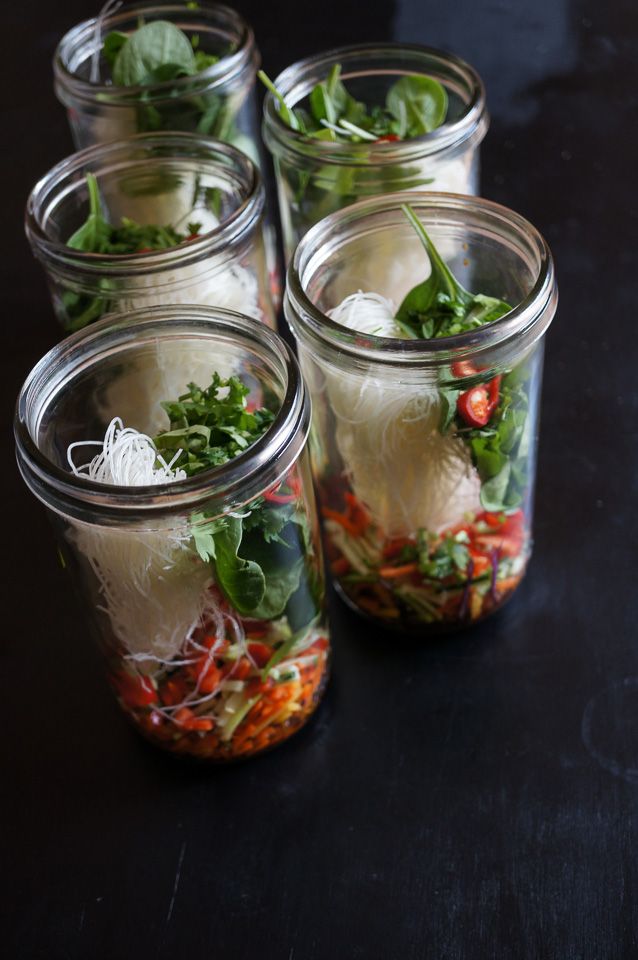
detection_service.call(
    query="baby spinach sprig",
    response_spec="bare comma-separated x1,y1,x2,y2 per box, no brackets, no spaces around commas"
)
259,66,448,143
62,172,204,331
96,15,241,138
396,204,512,338
67,173,203,256
103,20,220,86
395,205,532,513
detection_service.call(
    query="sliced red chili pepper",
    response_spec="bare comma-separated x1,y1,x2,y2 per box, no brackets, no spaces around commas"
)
231,658,252,681
160,677,188,706
263,469,302,504
376,134,400,141
248,642,273,668
483,511,506,528
245,677,272,697
474,533,522,558
457,374,502,427
451,360,480,378
487,375,502,413
382,537,415,560
468,548,491,577
457,385,491,427
196,660,222,694
115,673,157,708
173,707,214,731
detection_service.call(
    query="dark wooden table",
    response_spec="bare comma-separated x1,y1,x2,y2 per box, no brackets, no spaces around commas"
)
3,1,637,957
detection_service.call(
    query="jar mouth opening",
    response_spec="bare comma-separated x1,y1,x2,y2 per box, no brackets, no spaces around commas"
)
263,43,487,163
15,307,308,517
54,2,256,103
285,192,556,368
25,133,263,274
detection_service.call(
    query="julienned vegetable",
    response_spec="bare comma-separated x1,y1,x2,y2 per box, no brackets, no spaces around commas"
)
58,173,259,331
66,373,328,759
312,205,533,628
259,65,448,143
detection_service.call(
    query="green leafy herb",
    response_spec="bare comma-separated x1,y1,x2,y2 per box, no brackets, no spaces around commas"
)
156,374,320,624
386,76,448,135
465,369,532,512
396,204,512,339
417,530,470,581
62,173,203,331
260,66,448,142
67,173,202,256
67,173,113,253
154,375,274,477
111,21,197,86
99,19,234,140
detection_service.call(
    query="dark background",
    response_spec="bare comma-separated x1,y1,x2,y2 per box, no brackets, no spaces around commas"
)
3,1,638,957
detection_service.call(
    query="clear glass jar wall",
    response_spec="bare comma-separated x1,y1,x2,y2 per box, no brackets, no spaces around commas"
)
25,133,275,332
54,1,262,163
285,193,557,633
263,44,488,259
15,307,330,760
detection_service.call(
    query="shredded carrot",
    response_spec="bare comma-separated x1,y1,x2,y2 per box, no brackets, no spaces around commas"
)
322,507,361,537
344,492,371,532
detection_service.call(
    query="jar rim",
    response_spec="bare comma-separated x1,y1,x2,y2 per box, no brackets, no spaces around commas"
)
54,1,257,105
285,191,557,368
262,43,488,165
25,132,264,276
15,306,309,519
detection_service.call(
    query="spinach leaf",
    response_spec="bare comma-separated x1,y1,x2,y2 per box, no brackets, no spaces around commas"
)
103,31,128,70
259,65,448,143
463,368,532,512
258,70,304,132
239,522,304,620
208,516,266,614
157,375,313,623
386,76,448,136
191,509,307,619
112,21,196,86
396,204,512,338
67,173,112,253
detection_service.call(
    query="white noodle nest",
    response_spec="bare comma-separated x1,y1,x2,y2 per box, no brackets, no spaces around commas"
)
66,417,214,665
323,291,481,538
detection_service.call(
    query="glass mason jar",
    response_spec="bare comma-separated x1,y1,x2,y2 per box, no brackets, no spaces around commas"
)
25,132,275,332
54,2,261,162
285,193,558,633
15,306,330,761
262,44,488,259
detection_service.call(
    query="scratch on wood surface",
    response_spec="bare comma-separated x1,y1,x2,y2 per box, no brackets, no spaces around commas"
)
581,677,638,784
166,841,187,924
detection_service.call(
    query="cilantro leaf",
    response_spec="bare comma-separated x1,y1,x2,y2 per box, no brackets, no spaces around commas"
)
154,374,274,476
